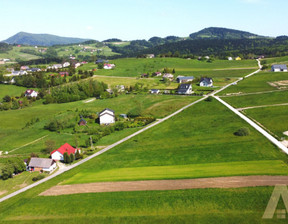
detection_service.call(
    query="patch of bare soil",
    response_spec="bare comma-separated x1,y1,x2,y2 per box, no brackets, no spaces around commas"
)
40,176,288,196
268,80,288,89
0,190,7,196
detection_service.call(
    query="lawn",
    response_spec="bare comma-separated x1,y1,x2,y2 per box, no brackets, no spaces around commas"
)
219,71,288,95
0,187,284,223
0,84,27,99
220,90,288,108
244,105,288,138
81,58,258,78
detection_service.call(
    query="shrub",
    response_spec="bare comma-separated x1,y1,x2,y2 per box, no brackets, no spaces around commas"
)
205,96,213,102
32,174,45,182
234,127,250,136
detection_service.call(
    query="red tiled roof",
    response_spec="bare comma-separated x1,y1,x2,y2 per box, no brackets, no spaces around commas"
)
51,143,76,156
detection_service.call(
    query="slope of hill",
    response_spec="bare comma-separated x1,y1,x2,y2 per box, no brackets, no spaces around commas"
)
189,27,267,39
2,32,92,46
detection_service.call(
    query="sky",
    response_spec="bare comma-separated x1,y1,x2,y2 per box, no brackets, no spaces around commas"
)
0,0,288,41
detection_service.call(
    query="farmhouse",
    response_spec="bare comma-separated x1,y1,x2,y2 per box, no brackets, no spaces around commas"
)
51,64,62,70
178,84,193,95
104,63,115,69
25,89,38,97
51,143,80,161
271,64,288,72
28,158,57,173
176,76,194,83
62,62,70,68
200,77,213,87
99,108,115,125
228,57,233,61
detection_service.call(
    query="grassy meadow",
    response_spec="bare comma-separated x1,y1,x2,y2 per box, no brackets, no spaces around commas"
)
0,84,27,99
81,58,258,78
219,71,288,95
244,105,288,138
0,46,41,61
0,187,283,224
0,94,199,154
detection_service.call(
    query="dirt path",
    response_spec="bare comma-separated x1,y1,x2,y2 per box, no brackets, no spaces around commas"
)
40,176,288,196
237,103,288,111
8,135,48,153
221,89,288,97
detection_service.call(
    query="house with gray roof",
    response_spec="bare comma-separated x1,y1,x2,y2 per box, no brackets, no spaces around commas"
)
271,64,287,72
28,158,57,173
178,84,193,95
200,77,213,87
176,76,194,83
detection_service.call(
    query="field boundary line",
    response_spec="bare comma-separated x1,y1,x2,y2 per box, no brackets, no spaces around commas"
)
237,103,288,111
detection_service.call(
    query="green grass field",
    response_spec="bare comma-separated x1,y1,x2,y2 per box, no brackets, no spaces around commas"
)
0,94,199,154
219,71,288,95
0,187,283,223
220,90,288,108
244,105,288,138
0,84,27,99
81,58,258,78
0,46,41,61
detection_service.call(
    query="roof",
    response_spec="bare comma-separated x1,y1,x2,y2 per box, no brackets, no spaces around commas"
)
78,118,87,124
178,84,192,90
99,108,115,115
51,143,76,156
200,77,213,84
25,89,36,95
28,158,54,169
272,64,287,70
177,76,194,81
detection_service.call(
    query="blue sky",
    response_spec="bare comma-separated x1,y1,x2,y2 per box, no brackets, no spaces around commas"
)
0,0,287,41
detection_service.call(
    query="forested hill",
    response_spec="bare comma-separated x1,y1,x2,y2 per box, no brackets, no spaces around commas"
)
138,37,288,59
3,32,91,46
189,27,267,39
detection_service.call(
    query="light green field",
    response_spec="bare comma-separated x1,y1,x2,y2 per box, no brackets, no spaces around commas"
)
0,84,27,99
58,100,288,185
63,160,288,184
221,90,288,108
0,94,199,153
219,71,288,95
0,46,41,61
81,58,258,78
244,105,288,138
0,187,283,223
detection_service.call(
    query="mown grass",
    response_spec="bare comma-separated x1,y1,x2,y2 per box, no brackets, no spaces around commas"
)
219,71,288,95
81,58,258,78
0,46,41,61
63,160,288,184
244,105,288,138
0,187,284,223
221,90,288,108
0,84,27,99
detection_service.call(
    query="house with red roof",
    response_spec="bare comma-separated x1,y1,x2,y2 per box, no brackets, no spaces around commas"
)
50,143,80,161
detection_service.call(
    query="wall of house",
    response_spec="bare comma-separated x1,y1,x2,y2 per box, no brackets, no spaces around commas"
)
100,114,115,125
51,151,63,161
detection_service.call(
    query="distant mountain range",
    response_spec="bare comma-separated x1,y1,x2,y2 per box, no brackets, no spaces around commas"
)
1,27,270,47
2,32,91,46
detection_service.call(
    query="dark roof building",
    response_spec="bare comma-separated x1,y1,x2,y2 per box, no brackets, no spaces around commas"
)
176,76,194,83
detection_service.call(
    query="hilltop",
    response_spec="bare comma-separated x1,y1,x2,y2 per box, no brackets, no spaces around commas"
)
189,27,267,39
2,32,92,46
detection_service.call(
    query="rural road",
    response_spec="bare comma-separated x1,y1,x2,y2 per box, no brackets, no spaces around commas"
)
40,176,288,196
237,102,288,111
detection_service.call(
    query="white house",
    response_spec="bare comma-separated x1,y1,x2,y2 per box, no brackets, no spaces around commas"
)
104,63,115,69
25,89,38,97
228,57,233,61
51,64,63,70
99,108,115,125
178,84,193,95
50,143,79,161
200,77,213,87
150,89,160,94
271,64,288,72
28,158,57,173
63,62,70,68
